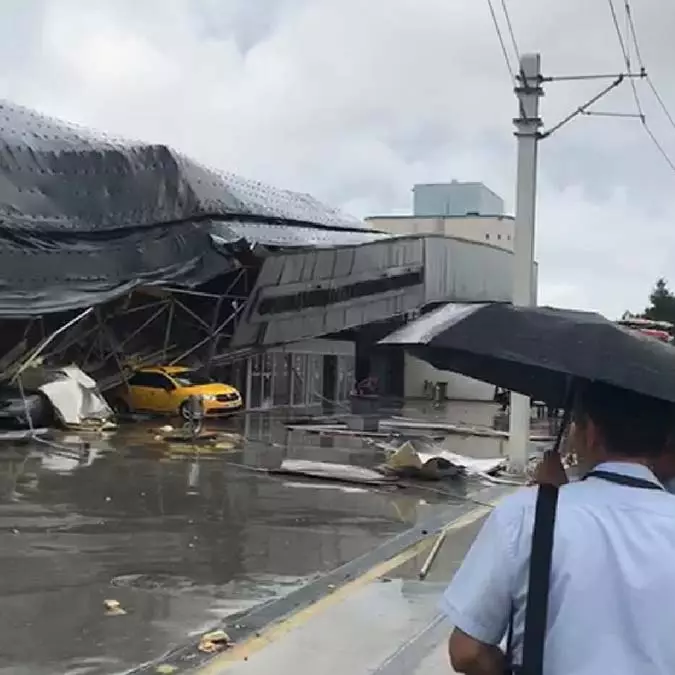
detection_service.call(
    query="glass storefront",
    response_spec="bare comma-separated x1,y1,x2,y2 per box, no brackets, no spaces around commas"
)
336,354,355,402
245,347,354,411
289,352,323,408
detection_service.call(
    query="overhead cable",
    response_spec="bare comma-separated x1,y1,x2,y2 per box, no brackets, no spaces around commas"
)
607,0,644,118
485,0,516,80
500,0,521,64
605,0,675,174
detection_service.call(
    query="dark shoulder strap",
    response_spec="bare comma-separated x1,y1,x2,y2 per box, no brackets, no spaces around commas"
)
521,484,559,675
584,470,664,491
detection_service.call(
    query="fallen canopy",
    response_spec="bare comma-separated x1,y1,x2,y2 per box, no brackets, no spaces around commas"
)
0,99,372,316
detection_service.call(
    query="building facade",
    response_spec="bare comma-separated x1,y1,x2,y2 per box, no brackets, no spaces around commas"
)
364,182,535,402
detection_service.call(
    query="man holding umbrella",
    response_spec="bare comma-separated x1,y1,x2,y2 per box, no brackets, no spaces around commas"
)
379,302,675,675
441,382,675,674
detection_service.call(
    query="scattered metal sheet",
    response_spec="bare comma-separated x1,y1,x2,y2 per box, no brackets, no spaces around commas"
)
0,428,49,441
34,365,113,427
270,459,396,486
381,416,554,442
382,441,464,481
417,450,506,476
378,438,507,477
285,423,392,439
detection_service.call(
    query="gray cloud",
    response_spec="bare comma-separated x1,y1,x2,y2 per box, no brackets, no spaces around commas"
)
0,0,674,318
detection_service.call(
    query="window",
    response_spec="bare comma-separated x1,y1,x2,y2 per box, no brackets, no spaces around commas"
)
129,372,174,389
172,370,212,387
129,372,153,387
257,269,424,316
497,234,502,240
485,233,490,240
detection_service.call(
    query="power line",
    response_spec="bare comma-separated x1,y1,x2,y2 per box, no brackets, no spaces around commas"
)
606,0,643,118
622,0,675,134
605,0,675,175
642,124,675,173
623,0,645,70
606,0,630,64
485,0,515,80
500,0,520,64
647,78,675,133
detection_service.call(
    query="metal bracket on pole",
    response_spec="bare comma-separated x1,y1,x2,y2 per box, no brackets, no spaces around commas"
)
508,53,543,473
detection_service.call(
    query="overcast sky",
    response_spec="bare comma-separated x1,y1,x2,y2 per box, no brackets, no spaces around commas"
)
1,0,673,318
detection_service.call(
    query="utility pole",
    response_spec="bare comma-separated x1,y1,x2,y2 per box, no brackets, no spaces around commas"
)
508,53,543,472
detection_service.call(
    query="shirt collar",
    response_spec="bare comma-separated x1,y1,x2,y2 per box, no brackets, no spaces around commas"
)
592,461,663,487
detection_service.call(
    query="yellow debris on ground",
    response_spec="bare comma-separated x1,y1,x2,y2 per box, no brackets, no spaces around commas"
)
385,441,423,470
198,629,232,654
103,599,126,616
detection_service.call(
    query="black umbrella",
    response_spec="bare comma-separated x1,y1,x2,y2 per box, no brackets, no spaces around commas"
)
379,302,675,407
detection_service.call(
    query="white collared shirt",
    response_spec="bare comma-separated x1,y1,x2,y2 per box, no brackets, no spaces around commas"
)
440,461,675,674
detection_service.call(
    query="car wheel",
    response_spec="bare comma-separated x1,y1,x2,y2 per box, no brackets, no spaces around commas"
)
179,401,191,420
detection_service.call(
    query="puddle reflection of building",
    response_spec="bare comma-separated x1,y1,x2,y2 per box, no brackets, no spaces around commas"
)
0,452,39,501
30,447,249,577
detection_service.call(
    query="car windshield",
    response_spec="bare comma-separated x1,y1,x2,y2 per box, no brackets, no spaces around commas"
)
172,371,213,387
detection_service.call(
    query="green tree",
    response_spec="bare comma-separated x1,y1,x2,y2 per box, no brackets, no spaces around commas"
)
643,278,675,324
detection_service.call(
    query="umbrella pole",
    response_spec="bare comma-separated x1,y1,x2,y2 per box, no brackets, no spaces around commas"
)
552,385,575,454
507,53,544,473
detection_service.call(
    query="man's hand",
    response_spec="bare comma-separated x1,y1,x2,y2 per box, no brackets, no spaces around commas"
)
531,450,569,487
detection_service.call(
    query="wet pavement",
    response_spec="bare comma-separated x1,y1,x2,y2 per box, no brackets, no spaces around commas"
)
190,502,496,675
0,403,518,675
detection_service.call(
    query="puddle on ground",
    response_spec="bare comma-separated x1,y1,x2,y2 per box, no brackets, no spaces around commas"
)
0,407,501,674
110,572,309,601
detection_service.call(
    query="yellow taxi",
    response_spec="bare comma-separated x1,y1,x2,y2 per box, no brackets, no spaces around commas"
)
112,366,242,418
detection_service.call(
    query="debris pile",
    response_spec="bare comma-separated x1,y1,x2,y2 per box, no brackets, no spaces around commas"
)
376,438,507,481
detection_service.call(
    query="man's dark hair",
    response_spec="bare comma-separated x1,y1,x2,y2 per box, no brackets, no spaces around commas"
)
573,381,674,458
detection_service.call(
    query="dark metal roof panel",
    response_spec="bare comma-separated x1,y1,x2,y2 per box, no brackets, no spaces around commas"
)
210,220,387,249
0,98,368,233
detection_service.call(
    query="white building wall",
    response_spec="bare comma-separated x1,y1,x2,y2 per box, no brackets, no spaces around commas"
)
405,354,495,401
366,215,514,251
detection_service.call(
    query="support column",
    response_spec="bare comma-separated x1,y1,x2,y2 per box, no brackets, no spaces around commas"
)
508,53,543,472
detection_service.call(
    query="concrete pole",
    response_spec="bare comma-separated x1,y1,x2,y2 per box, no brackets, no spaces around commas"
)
507,53,543,472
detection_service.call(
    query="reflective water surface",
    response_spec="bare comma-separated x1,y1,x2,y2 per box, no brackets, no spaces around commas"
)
0,404,509,674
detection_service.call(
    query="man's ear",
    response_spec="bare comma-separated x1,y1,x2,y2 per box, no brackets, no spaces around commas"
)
584,417,601,454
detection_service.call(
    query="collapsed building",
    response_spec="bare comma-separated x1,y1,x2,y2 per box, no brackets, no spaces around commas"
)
0,99,522,413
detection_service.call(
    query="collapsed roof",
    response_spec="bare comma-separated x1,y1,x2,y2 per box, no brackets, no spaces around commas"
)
0,99,385,316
